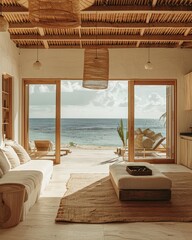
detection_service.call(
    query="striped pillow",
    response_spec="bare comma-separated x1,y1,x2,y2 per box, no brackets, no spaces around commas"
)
6,141,31,164
0,146,20,169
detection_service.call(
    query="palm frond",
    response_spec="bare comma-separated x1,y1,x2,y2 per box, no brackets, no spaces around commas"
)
159,112,166,121
117,119,126,146
159,112,166,127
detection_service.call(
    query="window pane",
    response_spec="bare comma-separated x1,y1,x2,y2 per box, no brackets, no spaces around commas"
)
134,85,174,160
28,84,56,150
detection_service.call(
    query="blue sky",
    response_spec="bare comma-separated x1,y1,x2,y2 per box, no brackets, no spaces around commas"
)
29,81,166,119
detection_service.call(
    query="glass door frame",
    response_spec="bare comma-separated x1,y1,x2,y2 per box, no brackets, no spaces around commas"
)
128,79,177,164
22,78,61,164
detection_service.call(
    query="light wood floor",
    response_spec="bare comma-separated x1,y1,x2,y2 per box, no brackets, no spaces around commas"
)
1,148,192,240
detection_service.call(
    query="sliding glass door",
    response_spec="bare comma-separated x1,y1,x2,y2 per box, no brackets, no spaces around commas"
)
23,78,176,164
23,80,61,164
128,80,176,163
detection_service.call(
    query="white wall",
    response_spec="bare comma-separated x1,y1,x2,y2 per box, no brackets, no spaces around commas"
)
20,47,192,162
0,32,20,144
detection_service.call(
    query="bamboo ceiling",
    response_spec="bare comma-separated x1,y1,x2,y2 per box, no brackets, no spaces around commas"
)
1,0,192,49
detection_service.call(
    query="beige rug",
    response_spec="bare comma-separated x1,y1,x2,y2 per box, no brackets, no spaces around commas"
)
55,172,192,223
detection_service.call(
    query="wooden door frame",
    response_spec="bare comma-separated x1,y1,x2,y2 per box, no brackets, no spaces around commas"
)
128,79,177,164
22,78,61,164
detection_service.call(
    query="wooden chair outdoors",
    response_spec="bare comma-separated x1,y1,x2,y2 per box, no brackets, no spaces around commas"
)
32,140,71,159
34,140,54,151
135,136,166,157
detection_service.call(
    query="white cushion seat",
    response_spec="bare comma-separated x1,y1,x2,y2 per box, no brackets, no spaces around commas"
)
11,160,53,193
0,170,43,202
0,160,53,221
109,162,172,201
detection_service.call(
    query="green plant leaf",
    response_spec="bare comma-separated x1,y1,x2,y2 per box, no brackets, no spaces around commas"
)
117,119,125,146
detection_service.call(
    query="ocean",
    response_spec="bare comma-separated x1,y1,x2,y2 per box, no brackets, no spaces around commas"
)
29,118,166,147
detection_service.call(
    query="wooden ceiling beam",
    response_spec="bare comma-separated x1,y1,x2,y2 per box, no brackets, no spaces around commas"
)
42,40,49,49
146,13,152,24
37,27,49,49
2,5,192,14
10,34,192,41
84,5,192,13
9,22,192,29
184,28,191,36
181,42,192,48
152,0,158,7
18,43,178,49
136,41,141,48
139,13,152,46
2,6,28,14
178,27,191,47
38,27,45,36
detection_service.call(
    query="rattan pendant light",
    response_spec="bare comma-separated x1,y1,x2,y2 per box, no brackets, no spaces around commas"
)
83,9,109,90
83,48,109,90
29,0,94,28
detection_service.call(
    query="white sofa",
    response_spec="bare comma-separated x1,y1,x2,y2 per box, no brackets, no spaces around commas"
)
0,159,53,221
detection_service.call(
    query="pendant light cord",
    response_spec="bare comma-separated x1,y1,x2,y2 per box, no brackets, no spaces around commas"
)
36,0,40,61
148,47,150,62
36,28,39,61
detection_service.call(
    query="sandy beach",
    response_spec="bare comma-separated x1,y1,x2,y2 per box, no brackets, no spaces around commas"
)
65,144,117,150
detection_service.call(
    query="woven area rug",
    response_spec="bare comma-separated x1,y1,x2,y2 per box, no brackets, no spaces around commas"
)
55,172,192,223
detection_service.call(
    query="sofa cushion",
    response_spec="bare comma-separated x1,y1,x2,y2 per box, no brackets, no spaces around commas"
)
0,146,20,168
0,159,53,221
109,162,172,190
12,160,53,193
0,170,43,202
6,141,31,164
0,150,12,173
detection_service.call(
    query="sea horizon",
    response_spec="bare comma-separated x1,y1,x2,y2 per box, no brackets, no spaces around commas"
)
29,118,166,147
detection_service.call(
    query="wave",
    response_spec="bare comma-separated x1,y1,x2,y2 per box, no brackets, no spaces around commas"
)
67,127,116,130
29,118,166,146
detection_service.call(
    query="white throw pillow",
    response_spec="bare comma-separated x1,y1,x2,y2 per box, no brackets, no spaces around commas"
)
6,141,31,164
0,150,11,173
0,146,20,169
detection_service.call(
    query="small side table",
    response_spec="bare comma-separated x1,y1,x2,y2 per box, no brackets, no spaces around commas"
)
0,183,25,228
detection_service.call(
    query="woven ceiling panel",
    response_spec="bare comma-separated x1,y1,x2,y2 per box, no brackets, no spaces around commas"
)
29,0,82,28
17,0,95,9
